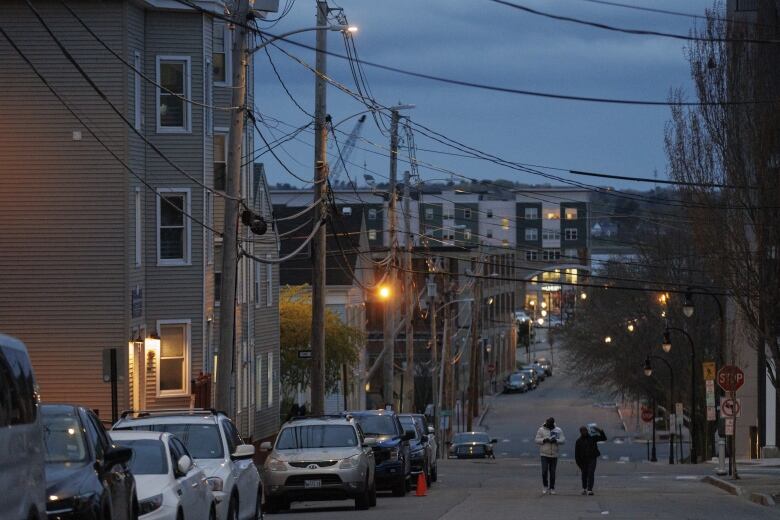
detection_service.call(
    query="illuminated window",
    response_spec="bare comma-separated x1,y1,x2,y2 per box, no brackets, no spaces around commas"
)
546,211,560,220
565,208,578,220
501,218,510,230
157,321,190,396
368,229,377,240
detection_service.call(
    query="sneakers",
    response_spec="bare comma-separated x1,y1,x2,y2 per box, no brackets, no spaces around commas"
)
543,488,549,495
587,490,594,496
582,489,587,495
549,489,557,495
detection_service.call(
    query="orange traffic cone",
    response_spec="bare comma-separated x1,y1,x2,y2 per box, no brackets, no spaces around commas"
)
415,472,427,496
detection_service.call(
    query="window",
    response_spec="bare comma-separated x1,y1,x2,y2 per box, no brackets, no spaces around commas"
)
424,226,435,236
342,206,352,216
266,256,273,307
157,321,190,396
205,58,212,135
736,0,758,11
83,413,107,460
213,23,230,84
486,230,493,239
486,209,493,218
368,208,377,220
213,133,227,191
221,420,243,455
524,228,538,241
525,250,538,261
502,239,509,247
565,207,578,220
157,57,191,132
542,230,561,241
565,248,578,259
157,190,190,265
206,192,213,265
133,51,142,130
254,262,261,307
134,188,141,267
368,229,377,240
255,355,263,411
524,207,538,220
565,228,578,240
546,211,560,220
0,346,37,426
214,243,222,304
501,218,510,230
267,352,274,407
425,207,434,220
464,208,472,219
464,229,472,240
542,249,561,261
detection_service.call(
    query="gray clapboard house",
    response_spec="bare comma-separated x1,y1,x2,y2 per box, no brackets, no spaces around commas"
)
0,0,280,441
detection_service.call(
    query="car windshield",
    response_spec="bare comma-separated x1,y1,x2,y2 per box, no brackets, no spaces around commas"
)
42,410,88,463
355,415,398,436
509,374,524,382
453,433,490,444
117,423,224,459
275,425,358,449
398,418,419,438
119,439,168,475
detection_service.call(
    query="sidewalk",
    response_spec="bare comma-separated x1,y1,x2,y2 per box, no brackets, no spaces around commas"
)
703,472,780,507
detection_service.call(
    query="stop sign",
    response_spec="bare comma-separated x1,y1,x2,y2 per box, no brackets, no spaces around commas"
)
641,407,654,423
717,365,745,392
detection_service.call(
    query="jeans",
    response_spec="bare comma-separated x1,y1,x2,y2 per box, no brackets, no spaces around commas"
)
581,458,597,491
541,456,558,489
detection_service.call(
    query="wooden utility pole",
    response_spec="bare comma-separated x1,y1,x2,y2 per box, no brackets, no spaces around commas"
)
467,270,482,431
216,0,250,413
309,0,329,416
403,171,415,411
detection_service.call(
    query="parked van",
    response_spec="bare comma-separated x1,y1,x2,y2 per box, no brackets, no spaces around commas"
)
0,333,46,519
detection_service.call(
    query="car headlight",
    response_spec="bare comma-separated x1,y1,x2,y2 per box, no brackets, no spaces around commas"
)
339,454,361,470
266,457,287,472
388,446,400,462
206,477,224,492
138,494,163,515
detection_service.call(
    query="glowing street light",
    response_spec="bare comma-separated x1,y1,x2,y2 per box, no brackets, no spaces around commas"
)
604,336,612,344
683,289,694,318
536,318,545,326
377,285,392,301
541,309,548,317
662,329,672,353
580,292,587,300
627,322,635,333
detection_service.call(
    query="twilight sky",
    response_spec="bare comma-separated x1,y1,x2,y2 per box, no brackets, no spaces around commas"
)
251,0,717,190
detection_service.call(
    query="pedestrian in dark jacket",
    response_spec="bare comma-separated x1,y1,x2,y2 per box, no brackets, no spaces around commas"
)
575,425,607,495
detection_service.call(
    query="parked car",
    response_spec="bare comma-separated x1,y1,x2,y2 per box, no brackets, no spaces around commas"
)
346,410,413,496
446,432,497,459
261,415,376,513
535,358,553,376
523,364,546,381
514,310,531,323
503,372,529,393
398,414,433,486
411,413,438,482
42,404,137,520
113,409,260,520
519,368,539,389
0,334,46,520
110,430,217,520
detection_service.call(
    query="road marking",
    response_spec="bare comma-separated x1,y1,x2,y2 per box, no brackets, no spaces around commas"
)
601,455,609,460
675,475,698,480
561,453,569,457
613,438,624,444
501,439,511,443
601,511,610,515
521,452,530,456
619,456,630,462
522,438,530,443
500,452,509,456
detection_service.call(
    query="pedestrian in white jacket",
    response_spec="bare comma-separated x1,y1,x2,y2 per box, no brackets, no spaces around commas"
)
535,417,566,494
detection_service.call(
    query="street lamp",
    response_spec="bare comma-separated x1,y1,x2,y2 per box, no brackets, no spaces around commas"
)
537,318,545,326
682,290,694,318
580,292,587,300
246,24,356,55
662,330,672,353
644,355,677,464
604,336,612,344
627,322,635,333
377,285,392,301
662,326,698,464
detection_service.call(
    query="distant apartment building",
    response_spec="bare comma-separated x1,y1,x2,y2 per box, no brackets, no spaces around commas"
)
0,0,280,441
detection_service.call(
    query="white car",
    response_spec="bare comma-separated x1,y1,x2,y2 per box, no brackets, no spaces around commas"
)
110,431,216,519
113,410,261,520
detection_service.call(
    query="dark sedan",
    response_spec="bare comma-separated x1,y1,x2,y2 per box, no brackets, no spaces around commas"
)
503,372,529,393
447,432,497,459
42,404,137,520
398,414,433,487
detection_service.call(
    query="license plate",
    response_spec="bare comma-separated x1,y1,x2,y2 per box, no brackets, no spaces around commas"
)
304,479,322,489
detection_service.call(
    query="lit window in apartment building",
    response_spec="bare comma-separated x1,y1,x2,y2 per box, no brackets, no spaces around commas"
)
526,250,538,261
425,207,434,220
525,207,538,220
368,229,377,240
157,57,190,131
525,228,538,241
158,322,189,396
158,191,190,264
565,207,578,220
546,211,560,220
368,208,377,220
487,209,493,218
214,134,227,191
213,23,230,83
464,229,472,240
501,218,510,230
502,239,509,247
565,228,578,240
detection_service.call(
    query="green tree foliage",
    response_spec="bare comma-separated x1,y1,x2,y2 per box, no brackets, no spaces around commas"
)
280,285,362,395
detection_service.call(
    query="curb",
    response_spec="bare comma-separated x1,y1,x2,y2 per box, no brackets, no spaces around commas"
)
749,492,776,507
702,475,743,496
478,396,494,427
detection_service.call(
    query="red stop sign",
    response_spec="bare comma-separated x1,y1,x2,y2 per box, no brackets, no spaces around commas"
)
717,365,745,392
641,407,654,423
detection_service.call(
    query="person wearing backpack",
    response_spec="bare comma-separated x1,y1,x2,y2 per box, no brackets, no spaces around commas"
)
534,417,565,495
575,425,607,495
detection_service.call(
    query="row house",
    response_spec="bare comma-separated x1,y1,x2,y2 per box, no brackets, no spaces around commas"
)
0,0,280,441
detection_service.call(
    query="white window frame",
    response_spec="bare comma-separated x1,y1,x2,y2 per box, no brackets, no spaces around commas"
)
464,208,472,219
464,229,472,240
501,217,510,230
486,209,493,218
368,208,377,220
526,250,538,261
368,229,377,241
254,261,261,308
134,51,142,130
205,57,213,136
255,354,263,411
213,128,228,191
134,187,142,267
565,228,579,241
524,207,538,220
524,228,538,241
156,188,192,266
425,207,434,220
213,23,232,86
266,256,273,307
156,56,192,133
155,319,191,398
267,351,274,408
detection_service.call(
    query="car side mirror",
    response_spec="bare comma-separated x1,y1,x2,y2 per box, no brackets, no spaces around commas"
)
231,443,255,460
427,426,435,435
490,438,498,444
403,430,415,441
177,455,193,476
363,437,377,447
259,441,273,451
104,445,132,469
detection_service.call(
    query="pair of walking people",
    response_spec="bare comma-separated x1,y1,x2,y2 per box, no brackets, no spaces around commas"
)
534,417,607,495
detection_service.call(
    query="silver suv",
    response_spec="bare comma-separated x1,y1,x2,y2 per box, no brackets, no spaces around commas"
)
261,416,376,514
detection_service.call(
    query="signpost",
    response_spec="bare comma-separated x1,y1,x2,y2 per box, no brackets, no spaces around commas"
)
718,365,743,479
702,361,716,382
720,397,741,418
724,418,735,436
298,350,313,359
717,365,744,392
641,407,654,423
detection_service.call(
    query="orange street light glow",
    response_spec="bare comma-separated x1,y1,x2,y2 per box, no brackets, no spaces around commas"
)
378,286,391,300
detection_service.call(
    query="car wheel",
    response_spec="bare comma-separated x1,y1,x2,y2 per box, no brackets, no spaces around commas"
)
425,462,432,487
354,478,370,510
368,479,377,507
176,509,184,520
405,474,412,492
209,503,217,520
99,495,112,520
254,486,263,519
227,494,239,520
391,478,406,497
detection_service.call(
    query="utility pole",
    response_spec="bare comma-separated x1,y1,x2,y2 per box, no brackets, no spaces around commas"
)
467,265,482,431
403,171,415,411
310,0,329,416
442,288,452,444
216,0,250,413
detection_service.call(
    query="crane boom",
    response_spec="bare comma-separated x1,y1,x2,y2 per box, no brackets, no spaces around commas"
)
330,114,367,185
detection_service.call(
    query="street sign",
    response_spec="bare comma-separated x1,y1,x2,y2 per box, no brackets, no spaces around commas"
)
706,380,716,407
297,350,312,359
702,361,716,381
720,397,742,418
440,409,452,417
641,407,653,423
707,407,717,421
717,365,745,392
724,417,735,436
